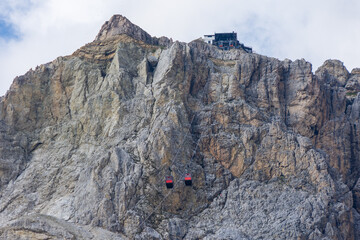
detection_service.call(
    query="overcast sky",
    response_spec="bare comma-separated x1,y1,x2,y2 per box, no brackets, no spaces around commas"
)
0,0,360,96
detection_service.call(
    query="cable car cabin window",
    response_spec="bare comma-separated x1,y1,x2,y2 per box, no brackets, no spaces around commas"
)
165,176,174,188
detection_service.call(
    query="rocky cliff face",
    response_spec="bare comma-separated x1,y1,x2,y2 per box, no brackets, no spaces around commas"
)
0,14,359,239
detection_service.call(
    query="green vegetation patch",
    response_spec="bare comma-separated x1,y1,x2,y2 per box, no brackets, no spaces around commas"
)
346,91,359,97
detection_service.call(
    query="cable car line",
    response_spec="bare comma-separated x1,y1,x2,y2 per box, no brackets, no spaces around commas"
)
120,103,224,228
136,130,204,232
118,113,197,224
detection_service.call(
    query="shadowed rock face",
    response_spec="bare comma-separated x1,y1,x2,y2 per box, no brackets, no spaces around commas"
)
0,15,359,239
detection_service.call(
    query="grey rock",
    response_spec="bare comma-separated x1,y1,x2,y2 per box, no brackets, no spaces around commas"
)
0,214,127,239
315,59,349,87
354,208,360,240
354,178,360,212
95,14,172,47
135,227,162,240
95,15,153,43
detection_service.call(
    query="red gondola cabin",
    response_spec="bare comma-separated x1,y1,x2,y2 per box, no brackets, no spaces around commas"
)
184,173,192,186
165,176,174,188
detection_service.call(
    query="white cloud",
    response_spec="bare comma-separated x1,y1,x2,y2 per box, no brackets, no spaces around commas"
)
1,0,360,96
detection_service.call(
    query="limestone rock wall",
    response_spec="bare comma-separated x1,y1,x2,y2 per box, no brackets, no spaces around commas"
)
0,15,359,239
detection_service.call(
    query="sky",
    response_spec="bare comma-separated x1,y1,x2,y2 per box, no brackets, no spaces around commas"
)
0,0,360,96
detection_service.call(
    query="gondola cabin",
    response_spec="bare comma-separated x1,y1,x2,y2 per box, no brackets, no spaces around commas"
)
165,176,174,188
184,173,192,186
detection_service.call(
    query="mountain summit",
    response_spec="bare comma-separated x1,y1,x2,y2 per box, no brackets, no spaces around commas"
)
95,15,152,42
95,14,172,46
0,15,359,239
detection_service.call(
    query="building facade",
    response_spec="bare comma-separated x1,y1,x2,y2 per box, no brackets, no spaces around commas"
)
204,32,252,53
